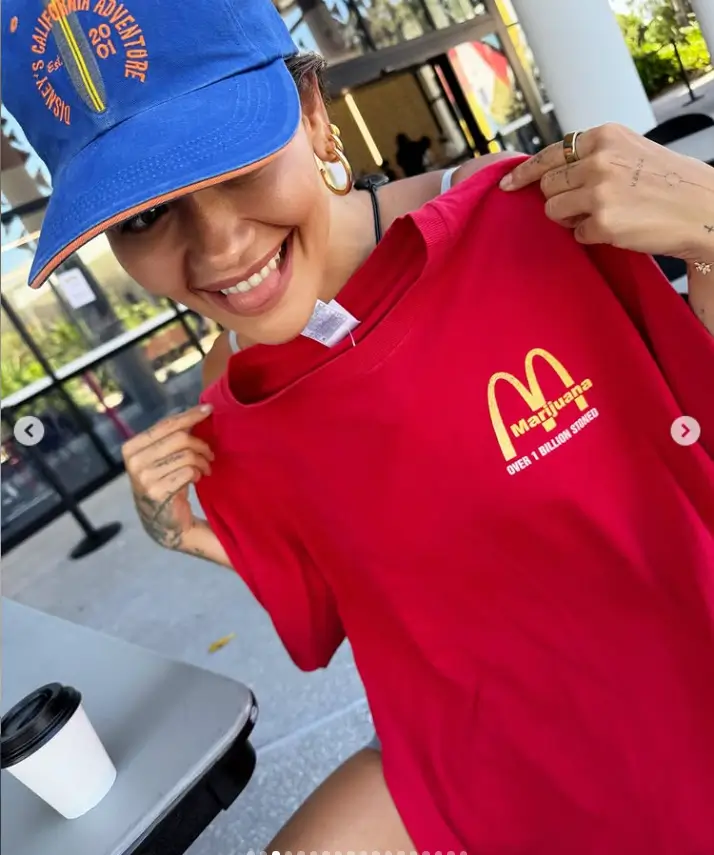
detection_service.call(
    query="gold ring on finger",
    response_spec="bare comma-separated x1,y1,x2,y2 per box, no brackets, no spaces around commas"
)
563,131,582,165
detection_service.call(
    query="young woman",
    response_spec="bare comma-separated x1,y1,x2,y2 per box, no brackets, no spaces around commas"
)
5,0,714,851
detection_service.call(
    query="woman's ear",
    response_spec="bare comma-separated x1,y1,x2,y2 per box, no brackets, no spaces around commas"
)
300,79,334,162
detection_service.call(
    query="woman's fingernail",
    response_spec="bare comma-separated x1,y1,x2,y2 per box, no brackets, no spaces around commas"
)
200,404,213,414
500,174,514,190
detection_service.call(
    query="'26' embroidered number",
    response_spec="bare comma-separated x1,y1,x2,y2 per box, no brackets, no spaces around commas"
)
88,24,116,60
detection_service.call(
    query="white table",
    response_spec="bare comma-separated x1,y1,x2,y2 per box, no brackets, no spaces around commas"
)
1,599,257,855
665,126,714,162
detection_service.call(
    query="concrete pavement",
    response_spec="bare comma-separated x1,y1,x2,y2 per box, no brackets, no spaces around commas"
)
651,69,714,122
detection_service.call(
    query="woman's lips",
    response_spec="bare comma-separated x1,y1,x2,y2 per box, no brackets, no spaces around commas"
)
200,235,293,318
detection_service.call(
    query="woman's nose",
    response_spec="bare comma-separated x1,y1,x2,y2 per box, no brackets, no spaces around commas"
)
185,186,254,276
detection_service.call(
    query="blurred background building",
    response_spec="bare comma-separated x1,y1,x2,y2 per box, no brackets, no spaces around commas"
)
2,0,712,551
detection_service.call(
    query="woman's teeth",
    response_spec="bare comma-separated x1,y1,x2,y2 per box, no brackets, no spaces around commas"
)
222,250,280,295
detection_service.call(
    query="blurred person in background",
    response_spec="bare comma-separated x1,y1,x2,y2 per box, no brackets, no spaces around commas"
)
395,132,432,176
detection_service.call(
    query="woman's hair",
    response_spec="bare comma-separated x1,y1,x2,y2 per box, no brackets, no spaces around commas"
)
285,52,328,103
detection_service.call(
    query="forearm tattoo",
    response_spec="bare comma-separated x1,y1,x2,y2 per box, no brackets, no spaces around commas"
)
133,490,184,549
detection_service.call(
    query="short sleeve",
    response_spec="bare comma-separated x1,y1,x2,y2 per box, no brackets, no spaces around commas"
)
194,441,345,672
586,245,714,460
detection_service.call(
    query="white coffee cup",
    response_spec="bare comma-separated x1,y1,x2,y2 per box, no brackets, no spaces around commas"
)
1,683,117,819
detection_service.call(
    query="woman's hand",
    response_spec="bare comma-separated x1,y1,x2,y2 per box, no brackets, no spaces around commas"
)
499,123,714,263
122,405,219,553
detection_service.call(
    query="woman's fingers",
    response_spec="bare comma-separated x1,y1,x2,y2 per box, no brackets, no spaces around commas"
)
501,128,602,190
500,139,567,190
141,464,205,504
122,404,213,458
134,447,212,492
151,448,212,480
123,407,216,549
540,162,588,197
127,430,214,474
544,188,593,225
574,217,604,245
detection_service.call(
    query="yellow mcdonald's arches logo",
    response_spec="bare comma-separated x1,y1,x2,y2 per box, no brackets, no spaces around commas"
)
487,348,593,461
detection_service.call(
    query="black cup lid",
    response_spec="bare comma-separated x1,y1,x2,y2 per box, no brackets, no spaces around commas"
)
1,683,82,769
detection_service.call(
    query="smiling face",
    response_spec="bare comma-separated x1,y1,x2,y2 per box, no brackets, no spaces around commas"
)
107,85,336,346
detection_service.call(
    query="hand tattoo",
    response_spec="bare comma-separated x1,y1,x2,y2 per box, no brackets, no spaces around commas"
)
133,490,183,549
705,225,714,234
630,158,644,188
155,451,184,468
610,162,714,194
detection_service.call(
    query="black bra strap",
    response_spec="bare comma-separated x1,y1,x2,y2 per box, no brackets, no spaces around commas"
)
354,174,390,245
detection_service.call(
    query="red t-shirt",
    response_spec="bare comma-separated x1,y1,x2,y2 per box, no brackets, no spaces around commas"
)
196,160,714,854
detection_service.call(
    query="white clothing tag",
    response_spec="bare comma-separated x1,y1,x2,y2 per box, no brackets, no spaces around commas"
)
300,299,360,347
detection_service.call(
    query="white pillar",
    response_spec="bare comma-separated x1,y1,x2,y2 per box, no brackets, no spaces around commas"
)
690,0,714,60
507,0,656,134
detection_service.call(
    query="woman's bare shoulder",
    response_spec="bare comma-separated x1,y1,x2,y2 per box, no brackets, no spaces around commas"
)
380,152,517,225
202,330,233,389
450,151,518,186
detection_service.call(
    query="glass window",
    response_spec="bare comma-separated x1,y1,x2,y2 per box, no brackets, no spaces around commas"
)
185,311,222,354
67,320,207,441
497,116,543,155
2,223,170,377
54,319,204,446
424,0,486,29
2,107,52,210
1,420,61,546
279,0,371,59
417,65,471,164
61,370,134,462
7,389,112,499
354,0,431,48
1,310,48,402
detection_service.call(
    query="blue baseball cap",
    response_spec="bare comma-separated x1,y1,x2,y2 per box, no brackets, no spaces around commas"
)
2,0,300,289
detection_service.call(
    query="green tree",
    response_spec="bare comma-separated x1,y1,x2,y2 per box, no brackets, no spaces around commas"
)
647,1,686,45
617,2,712,97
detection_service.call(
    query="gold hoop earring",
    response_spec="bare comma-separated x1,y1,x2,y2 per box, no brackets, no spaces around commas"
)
317,124,353,196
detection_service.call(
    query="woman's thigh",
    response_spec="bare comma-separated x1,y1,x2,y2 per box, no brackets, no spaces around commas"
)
267,744,415,854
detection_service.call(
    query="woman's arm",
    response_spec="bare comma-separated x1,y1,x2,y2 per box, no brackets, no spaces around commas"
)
122,406,233,569
451,151,517,185
689,265,714,335
686,211,714,335
177,518,233,567
500,124,714,336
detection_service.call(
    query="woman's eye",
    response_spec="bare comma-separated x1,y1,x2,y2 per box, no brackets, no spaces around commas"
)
118,204,169,235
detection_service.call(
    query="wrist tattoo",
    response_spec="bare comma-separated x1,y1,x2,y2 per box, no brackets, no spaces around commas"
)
133,490,184,549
